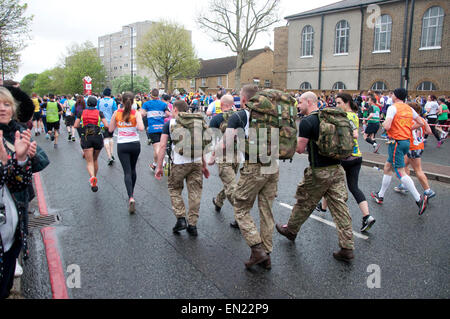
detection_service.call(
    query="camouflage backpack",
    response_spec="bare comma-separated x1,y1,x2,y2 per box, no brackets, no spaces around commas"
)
312,108,355,160
245,89,298,163
219,110,235,134
170,112,212,159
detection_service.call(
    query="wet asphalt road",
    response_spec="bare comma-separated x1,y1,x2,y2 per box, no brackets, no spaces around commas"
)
22,129,449,299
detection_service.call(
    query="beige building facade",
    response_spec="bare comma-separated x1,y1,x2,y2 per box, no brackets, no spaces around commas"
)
282,0,449,93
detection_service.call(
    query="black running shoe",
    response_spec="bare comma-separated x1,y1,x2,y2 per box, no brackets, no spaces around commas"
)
371,192,384,204
417,195,428,216
361,215,376,232
315,202,327,213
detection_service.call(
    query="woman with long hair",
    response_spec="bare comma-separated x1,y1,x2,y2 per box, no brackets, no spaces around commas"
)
74,96,109,192
108,92,145,213
318,93,376,232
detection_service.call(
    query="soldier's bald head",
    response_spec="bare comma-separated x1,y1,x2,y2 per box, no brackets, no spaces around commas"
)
300,91,318,105
298,91,319,115
221,94,234,110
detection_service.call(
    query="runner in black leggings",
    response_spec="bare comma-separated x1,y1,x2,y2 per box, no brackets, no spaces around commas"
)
109,92,145,213
318,93,376,232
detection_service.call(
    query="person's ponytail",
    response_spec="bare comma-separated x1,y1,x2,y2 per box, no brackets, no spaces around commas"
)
122,92,134,123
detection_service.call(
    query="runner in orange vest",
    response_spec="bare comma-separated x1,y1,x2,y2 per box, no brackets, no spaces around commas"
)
371,88,429,215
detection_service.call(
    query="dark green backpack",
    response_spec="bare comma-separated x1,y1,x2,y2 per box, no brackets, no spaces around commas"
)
245,89,298,163
313,108,355,160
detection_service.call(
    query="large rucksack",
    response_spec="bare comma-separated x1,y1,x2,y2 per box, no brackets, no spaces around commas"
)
219,110,235,134
170,112,211,159
245,89,298,163
312,108,355,160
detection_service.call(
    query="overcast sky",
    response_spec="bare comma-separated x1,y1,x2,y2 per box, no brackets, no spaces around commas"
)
15,0,337,81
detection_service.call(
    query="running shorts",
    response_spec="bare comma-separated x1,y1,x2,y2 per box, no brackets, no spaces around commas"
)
102,128,114,139
33,111,41,121
81,134,104,150
46,121,60,131
365,122,380,135
65,115,75,127
407,149,424,159
387,140,410,168
148,132,161,144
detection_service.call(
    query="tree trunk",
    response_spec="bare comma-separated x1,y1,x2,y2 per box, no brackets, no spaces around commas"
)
235,52,244,91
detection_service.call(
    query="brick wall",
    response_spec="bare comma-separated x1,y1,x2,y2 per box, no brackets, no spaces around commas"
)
360,0,449,92
273,26,288,90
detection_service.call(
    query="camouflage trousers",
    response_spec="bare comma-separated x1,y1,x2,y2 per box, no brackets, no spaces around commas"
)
215,162,240,208
287,165,354,250
233,163,279,253
168,162,203,226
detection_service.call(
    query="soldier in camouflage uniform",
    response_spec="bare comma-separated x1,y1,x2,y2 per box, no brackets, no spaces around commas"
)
155,100,210,236
208,95,240,227
217,85,280,270
276,92,355,262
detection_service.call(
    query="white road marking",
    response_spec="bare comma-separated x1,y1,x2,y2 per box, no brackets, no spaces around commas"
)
278,202,369,240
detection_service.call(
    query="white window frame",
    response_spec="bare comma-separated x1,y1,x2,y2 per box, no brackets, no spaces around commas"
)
300,82,312,90
99,48,104,57
253,78,260,86
301,25,314,57
371,81,387,91
190,79,196,88
420,6,444,49
264,80,271,88
332,82,347,90
201,78,206,87
217,76,222,86
416,81,437,91
334,20,350,55
373,15,392,53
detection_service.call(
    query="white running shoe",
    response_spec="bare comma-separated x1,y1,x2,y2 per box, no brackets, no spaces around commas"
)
14,259,23,277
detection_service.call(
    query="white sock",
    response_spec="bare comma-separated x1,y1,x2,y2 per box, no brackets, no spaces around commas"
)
400,176,421,202
379,175,392,198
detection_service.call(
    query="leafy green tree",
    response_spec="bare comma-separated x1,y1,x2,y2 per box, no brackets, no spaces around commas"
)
63,41,106,94
20,72,38,95
0,0,33,80
136,21,199,93
33,70,56,96
112,74,149,95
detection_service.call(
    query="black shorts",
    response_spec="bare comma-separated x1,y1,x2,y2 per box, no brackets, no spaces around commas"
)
46,121,60,131
33,112,41,121
148,132,161,144
102,128,114,139
365,122,380,135
81,134,104,150
65,115,75,127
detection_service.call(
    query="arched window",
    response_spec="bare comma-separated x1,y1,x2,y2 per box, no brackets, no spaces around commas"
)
416,81,437,91
374,15,392,52
371,81,387,91
332,82,347,90
334,20,350,54
421,6,444,48
300,82,312,90
301,25,314,57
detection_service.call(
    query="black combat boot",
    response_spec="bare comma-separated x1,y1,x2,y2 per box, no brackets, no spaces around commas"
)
173,217,187,233
245,243,269,269
333,248,354,262
275,224,297,241
186,225,198,237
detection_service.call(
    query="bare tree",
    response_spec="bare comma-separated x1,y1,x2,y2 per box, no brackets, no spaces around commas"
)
197,0,280,90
